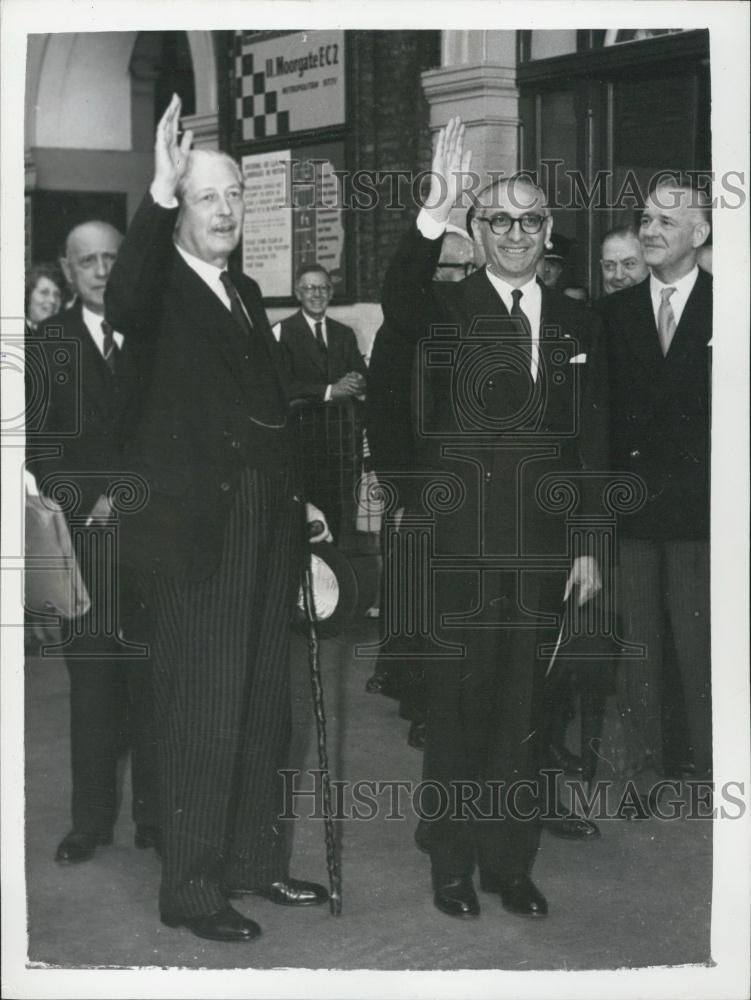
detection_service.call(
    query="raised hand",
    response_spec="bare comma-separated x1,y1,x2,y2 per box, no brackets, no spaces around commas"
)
424,116,473,224
152,93,194,203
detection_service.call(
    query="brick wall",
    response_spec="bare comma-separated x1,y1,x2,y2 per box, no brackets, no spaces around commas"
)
347,31,441,302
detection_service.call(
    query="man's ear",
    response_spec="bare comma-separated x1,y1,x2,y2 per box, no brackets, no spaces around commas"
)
692,221,711,249
59,256,73,286
544,216,554,246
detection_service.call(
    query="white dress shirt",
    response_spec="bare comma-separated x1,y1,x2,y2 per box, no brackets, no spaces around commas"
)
416,209,541,380
649,265,699,329
81,305,123,356
175,244,233,312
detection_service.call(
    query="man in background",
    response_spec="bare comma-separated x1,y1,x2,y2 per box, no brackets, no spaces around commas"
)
599,224,648,295
28,219,159,865
274,263,366,542
599,181,712,790
274,263,366,404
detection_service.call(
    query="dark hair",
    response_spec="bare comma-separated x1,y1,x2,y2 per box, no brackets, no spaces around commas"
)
295,263,331,285
25,261,65,314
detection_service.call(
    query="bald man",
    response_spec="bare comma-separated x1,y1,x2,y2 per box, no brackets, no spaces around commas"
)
382,120,605,920
28,219,160,864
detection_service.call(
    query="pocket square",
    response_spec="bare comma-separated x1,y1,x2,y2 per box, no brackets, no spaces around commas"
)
570,353,587,364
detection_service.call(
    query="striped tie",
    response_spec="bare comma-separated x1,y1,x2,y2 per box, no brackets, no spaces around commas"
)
101,320,117,372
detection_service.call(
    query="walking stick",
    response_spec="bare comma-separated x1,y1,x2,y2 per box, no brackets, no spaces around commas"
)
300,527,342,915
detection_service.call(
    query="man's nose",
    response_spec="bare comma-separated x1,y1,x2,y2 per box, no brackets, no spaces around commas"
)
614,262,626,279
95,255,110,277
216,196,232,215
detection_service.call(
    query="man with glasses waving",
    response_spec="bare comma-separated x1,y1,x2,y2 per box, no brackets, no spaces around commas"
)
381,117,606,922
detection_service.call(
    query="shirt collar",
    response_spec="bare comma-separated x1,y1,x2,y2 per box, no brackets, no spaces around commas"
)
81,304,106,336
175,243,227,286
483,269,540,304
302,310,326,332
650,264,699,298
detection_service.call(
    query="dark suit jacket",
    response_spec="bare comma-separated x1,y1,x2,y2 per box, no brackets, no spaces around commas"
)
598,272,711,541
365,321,420,511
104,194,294,581
381,223,607,564
26,302,131,517
277,309,366,402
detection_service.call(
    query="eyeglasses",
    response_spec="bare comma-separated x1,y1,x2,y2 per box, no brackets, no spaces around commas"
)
475,213,547,235
434,262,477,277
298,284,332,295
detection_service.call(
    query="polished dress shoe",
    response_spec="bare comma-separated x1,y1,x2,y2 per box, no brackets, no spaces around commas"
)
227,878,328,906
544,815,601,840
161,904,261,942
407,720,426,750
55,830,112,864
432,874,480,918
134,824,162,855
479,873,548,918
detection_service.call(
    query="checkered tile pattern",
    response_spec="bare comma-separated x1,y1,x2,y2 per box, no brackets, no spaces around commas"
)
234,48,291,141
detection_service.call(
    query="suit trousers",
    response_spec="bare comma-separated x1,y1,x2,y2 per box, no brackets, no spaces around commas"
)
59,528,158,836
616,537,711,779
420,572,550,879
150,465,298,918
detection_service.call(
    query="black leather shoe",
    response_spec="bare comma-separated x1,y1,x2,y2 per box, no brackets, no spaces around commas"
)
479,873,548,918
432,875,480,918
161,904,261,942
134,825,162,856
544,816,601,840
227,878,328,906
407,720,426,750
55,830,113,864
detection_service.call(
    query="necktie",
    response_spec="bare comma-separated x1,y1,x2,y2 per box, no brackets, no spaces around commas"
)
510,288,533,375
219,270,255,339
314,321,326,352
657,286,677,356
101,320,117,373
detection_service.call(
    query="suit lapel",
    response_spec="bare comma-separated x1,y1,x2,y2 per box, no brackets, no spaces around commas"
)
625,278,665,371
172,254,249,395
69,306,113,418
666,269,712,361
290,310,328,377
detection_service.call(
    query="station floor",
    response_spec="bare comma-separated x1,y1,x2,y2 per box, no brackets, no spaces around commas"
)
21,619,712,975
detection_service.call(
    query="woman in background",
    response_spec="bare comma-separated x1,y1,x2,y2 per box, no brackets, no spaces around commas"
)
25,262,64,331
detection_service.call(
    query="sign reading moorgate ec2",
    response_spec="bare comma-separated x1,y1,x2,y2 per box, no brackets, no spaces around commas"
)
235,30,346,141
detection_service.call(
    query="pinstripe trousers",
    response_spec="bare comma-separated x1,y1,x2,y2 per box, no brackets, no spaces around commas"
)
151,465,299,918
616,537,711,780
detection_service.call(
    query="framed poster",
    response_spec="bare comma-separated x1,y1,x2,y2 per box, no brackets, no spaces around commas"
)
241,140,346,300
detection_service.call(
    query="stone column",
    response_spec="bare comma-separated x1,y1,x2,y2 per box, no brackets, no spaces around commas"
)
182,31,220,150
421,30,521,225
